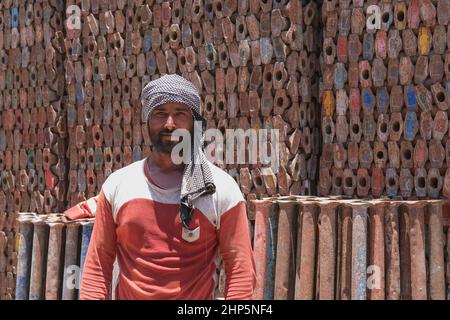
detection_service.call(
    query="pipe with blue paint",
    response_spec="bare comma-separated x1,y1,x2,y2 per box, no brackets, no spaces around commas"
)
264,201,278,300
78,219,94,298
143,29,152,53
405,85,417,111
253,199,274,299
376,86,389,114
334,63,347,90
11,8,19,29
363,33,374,60
75,81,85,105
147,51,156,75
0,130,6,151
404,111,418,141
361,87,375,114
132,145,142,162
62,222,81,300
15,213,36,300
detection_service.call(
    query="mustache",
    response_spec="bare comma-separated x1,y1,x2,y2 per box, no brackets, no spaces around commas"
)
158,129,175,135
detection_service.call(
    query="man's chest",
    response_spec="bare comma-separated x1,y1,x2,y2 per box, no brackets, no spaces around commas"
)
114,199,218,254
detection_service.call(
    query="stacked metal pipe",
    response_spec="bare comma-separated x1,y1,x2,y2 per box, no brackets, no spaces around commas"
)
15,212,94,300
250,196,450,300
0,210,16,299
64,0,144,207
318,0,450,199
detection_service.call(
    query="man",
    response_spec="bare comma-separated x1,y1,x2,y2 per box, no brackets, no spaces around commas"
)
78,74,256,300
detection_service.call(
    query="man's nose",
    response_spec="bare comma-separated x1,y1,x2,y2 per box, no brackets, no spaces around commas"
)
164,114,176,129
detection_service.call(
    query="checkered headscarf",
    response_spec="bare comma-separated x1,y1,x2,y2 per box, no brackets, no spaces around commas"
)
141,74,216,229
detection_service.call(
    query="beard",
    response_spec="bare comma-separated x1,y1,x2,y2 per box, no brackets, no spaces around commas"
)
149,127,178,154
149,127,194,154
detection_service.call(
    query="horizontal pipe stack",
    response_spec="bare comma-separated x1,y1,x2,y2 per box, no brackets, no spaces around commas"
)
15,212,94,300
250,196,450,300
0,0,67,215
319,0,450,199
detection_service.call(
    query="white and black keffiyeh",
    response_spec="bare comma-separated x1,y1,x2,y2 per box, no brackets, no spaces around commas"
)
141,74,216,229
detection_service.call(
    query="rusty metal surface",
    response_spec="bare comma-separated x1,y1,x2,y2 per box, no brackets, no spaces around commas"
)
295,200,317,300
62,221,80,300
385,203,401,300
264,201,278,300
45,216,65,300
399,204,412,299
369,201,385,300
15,213,36,300
406,202,427,300
252,199,274,300
250,197,450,300
274,199,297,299
337,204,352,300
317,201,338,300
29,217,49,300
427,201,446,300
447,226,450,300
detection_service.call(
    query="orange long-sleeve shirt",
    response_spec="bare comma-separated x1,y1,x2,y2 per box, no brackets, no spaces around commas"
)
80,158,256,300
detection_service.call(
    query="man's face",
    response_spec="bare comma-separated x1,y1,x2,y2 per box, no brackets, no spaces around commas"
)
148,102,194,154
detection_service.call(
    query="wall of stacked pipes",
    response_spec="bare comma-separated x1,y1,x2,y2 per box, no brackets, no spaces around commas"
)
319,0,450,199
0,0,449,300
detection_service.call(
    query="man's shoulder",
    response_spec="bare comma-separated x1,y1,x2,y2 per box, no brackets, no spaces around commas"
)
102,159,146,198
207,162,244,215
